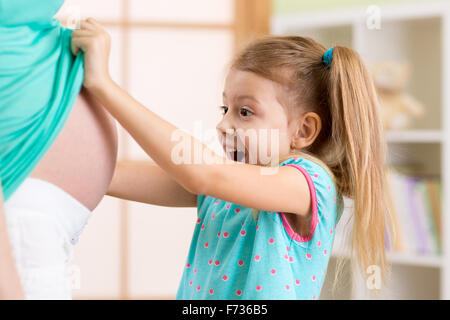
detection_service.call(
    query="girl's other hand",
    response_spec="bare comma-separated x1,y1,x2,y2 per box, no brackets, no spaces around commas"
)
71,18,112,91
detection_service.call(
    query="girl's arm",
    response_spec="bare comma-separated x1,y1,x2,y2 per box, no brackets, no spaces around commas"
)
0,181,24,299
72,19,312,218
107,160,197,207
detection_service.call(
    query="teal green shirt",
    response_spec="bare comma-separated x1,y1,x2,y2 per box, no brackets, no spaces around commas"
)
176,157,344,300
0,0,84,201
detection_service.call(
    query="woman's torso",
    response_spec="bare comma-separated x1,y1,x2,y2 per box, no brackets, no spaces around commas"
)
29,88,118,211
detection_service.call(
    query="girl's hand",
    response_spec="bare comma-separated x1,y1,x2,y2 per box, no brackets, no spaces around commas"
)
71,18,112,91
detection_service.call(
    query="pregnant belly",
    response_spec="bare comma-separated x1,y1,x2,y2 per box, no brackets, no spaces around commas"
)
29,88,118,211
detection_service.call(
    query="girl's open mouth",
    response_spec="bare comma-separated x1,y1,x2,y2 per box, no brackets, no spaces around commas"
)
229,150,246,162
221,134,248,163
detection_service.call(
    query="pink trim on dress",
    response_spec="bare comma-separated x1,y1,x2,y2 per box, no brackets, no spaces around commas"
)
278,163,319,242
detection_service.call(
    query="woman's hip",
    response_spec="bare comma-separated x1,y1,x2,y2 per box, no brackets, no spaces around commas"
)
3,177,91,299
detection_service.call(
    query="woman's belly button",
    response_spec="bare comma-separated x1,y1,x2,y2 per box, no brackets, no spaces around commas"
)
29,88,119,211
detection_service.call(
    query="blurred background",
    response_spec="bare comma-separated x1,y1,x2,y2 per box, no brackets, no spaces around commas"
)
55,0,450,299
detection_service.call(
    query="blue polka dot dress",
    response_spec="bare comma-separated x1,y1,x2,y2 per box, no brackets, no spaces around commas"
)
176,157,344,300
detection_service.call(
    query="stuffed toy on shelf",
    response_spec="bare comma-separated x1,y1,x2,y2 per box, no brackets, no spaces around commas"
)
371,61,424,130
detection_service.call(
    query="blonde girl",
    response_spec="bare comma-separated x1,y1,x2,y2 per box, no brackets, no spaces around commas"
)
71,18,396,299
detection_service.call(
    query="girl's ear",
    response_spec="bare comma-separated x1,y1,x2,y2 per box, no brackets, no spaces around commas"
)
291,112,322,150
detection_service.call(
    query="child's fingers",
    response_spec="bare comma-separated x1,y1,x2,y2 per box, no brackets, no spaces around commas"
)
86,17,102,27
75,18,110,42
85,18,110,39
71,29,92,39
70,36,90,56
79,19,97,31
82,18,106,34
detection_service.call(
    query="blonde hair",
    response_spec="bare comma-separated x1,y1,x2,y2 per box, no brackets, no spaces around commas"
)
231,36,398,289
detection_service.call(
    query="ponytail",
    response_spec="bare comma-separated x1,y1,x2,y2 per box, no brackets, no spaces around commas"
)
327,46,398,282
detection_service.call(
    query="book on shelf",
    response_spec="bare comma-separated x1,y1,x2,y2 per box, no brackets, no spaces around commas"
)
387,169,441,256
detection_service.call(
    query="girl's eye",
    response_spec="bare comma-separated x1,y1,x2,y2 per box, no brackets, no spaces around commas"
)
240,107,253,117
220,105,228,115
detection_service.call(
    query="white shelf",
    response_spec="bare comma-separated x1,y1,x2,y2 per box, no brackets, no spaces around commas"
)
332,250,442,268
388,252,443,267
386,130,443,143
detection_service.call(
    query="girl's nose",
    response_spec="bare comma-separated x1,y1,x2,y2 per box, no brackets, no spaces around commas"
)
216,116,234,136
216,117,237,148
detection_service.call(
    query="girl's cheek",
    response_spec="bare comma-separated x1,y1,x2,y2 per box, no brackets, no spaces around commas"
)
256,136,273,165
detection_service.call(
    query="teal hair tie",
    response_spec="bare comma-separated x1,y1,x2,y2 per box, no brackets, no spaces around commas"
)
322,47,334,67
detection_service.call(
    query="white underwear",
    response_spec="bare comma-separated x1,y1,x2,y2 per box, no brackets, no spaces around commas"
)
3,177,91,300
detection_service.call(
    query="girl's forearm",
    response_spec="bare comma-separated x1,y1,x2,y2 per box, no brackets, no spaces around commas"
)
0,185,24,299
107,160,197,207
92,80,223,195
